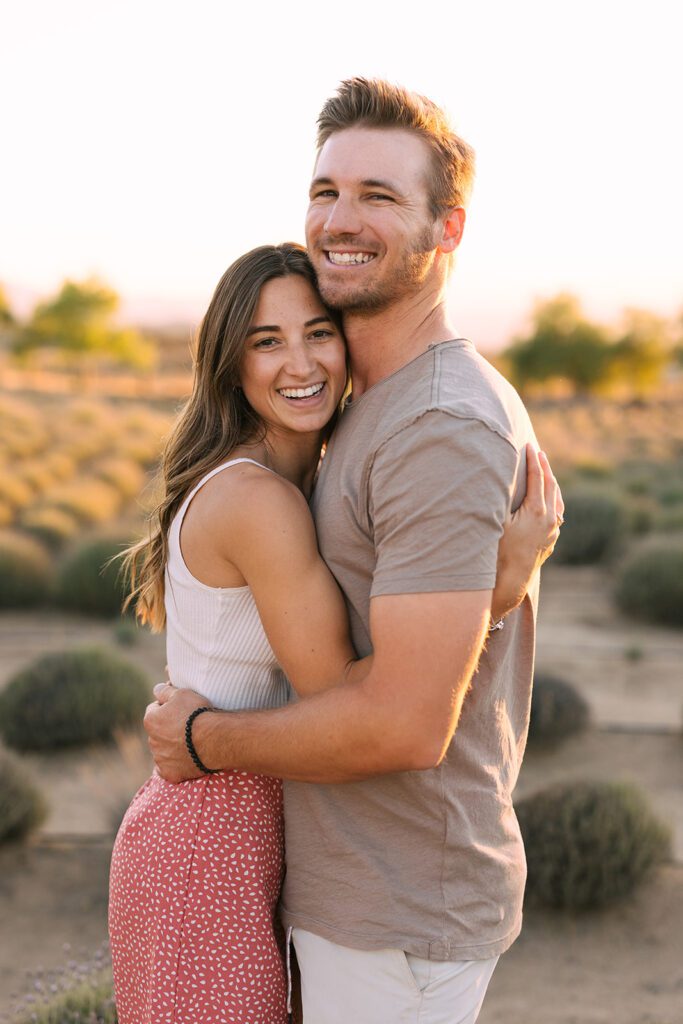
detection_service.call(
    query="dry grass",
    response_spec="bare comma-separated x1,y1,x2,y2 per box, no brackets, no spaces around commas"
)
2,394,170,546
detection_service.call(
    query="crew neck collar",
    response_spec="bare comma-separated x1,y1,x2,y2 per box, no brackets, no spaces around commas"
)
343,337,470,410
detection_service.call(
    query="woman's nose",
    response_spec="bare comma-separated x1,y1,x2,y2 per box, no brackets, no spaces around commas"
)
285,342,317,378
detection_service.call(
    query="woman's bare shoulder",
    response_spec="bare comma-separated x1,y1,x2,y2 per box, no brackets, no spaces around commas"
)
186,461,314,546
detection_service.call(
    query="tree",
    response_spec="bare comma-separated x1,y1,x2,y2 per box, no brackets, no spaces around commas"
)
505,294,612,394
12,278,156,369
0,284,15,328
610,309,670,394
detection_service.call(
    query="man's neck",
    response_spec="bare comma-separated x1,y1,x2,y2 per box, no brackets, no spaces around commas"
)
343,283,459,397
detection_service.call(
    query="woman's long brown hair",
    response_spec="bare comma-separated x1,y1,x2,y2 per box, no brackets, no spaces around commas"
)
122,243,336,631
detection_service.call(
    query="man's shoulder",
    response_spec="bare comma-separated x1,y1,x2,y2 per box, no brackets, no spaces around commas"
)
375,339,534,451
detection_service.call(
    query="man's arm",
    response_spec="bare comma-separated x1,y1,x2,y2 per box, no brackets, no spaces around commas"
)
145,588,491,783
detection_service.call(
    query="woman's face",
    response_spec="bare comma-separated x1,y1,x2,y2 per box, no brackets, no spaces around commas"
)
239,274,347,440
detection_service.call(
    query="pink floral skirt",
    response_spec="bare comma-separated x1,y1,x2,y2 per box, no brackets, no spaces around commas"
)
109,770,287,1024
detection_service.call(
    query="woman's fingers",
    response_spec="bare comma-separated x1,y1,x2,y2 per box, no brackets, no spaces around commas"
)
154,681,175,704
539,450,563,525
524,443,544,510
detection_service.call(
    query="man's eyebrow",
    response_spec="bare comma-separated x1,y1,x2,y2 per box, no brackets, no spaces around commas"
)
247,316,332,336
361,178,404,196
309,176,334,193
309,175,405,197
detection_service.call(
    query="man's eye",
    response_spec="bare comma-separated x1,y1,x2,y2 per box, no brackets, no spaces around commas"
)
312,190,337,199
369,193,393,202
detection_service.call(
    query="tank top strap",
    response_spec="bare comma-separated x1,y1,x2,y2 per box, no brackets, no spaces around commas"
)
173,458,275,535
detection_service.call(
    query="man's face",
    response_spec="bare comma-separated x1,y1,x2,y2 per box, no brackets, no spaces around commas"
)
305,127,441,314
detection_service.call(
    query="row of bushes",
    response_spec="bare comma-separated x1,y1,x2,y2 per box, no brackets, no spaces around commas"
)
0,648,672,917
553,484,683,566
0,532,131,616
0,652,586,757
5,522,683,629
2,733,670,917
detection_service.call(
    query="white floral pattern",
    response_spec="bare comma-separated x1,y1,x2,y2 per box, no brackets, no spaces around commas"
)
109,769,287,1023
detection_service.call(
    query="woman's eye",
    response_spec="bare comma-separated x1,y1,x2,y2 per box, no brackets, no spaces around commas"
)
310,329,333,340
254,337,279,348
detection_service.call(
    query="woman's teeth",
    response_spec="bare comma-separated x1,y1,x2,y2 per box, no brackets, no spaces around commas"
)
277,383,325,399
327,252,374,265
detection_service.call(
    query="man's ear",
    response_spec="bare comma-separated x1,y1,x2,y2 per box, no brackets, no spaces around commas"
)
437,207,466,254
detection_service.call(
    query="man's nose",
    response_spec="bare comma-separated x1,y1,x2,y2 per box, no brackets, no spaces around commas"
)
324,195,361,237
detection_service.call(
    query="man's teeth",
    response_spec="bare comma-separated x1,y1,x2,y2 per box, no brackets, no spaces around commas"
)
327,252,375,265
278,383,325,399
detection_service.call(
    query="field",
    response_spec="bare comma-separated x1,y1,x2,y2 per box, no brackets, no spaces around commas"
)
1,388,682,1023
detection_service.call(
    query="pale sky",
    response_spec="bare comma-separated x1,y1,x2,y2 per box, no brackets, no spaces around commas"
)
2,0,681,349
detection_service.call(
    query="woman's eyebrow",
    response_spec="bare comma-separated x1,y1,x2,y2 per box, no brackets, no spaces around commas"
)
247,324,279,336
247,316,332,337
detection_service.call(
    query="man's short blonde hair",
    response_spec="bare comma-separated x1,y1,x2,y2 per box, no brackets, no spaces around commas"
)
316,77,476,218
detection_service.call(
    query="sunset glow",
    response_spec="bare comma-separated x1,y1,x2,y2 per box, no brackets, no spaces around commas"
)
2,0,681,348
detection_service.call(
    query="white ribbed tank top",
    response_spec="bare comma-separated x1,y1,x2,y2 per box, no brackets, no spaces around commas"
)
165,458,289,711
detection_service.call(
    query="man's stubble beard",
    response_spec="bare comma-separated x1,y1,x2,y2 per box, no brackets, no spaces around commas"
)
316,226,436,315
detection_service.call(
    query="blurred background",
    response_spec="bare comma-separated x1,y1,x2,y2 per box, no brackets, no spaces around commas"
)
1,2,681,1022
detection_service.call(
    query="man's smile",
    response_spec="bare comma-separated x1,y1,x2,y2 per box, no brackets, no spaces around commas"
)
325,251,376,266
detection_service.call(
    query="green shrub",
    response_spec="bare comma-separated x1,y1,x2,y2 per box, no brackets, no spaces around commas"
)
0,647,151,751
21,505,81,551
0,746,48,843
528,673,589,746
13,974,116,1024
554,489,625,564
113,616,141,646
0,530,53,608
516,780,671,910
615,543,683,627
56,536,131,617
574,457,613,480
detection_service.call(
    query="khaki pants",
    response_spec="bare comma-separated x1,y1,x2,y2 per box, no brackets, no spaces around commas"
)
292,927,499,1024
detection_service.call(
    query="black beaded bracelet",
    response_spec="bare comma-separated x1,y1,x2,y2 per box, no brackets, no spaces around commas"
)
185,706,220,775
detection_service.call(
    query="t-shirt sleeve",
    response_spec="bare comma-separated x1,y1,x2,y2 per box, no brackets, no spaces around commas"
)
368,410,520,597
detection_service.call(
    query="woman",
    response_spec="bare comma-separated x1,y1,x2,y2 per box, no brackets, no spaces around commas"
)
109,243,561,1024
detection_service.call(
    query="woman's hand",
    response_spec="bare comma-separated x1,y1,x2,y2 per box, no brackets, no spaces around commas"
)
490,444,564,624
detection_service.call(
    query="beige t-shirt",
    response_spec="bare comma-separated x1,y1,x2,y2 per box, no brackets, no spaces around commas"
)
281,339,539,961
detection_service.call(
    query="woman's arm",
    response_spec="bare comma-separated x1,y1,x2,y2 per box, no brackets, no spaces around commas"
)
490,446,564,623
180,464,367,697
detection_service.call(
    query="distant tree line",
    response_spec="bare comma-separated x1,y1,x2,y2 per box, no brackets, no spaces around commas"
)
502,294,683,395
0,279,156,370
1,281,681,391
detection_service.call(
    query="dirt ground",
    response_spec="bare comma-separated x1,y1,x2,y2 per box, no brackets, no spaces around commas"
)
1,564,682,1021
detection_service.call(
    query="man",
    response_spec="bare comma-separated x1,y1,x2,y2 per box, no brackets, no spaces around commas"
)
146,78,560,1023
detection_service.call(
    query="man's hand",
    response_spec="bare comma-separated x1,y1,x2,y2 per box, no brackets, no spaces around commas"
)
143,683,213,782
